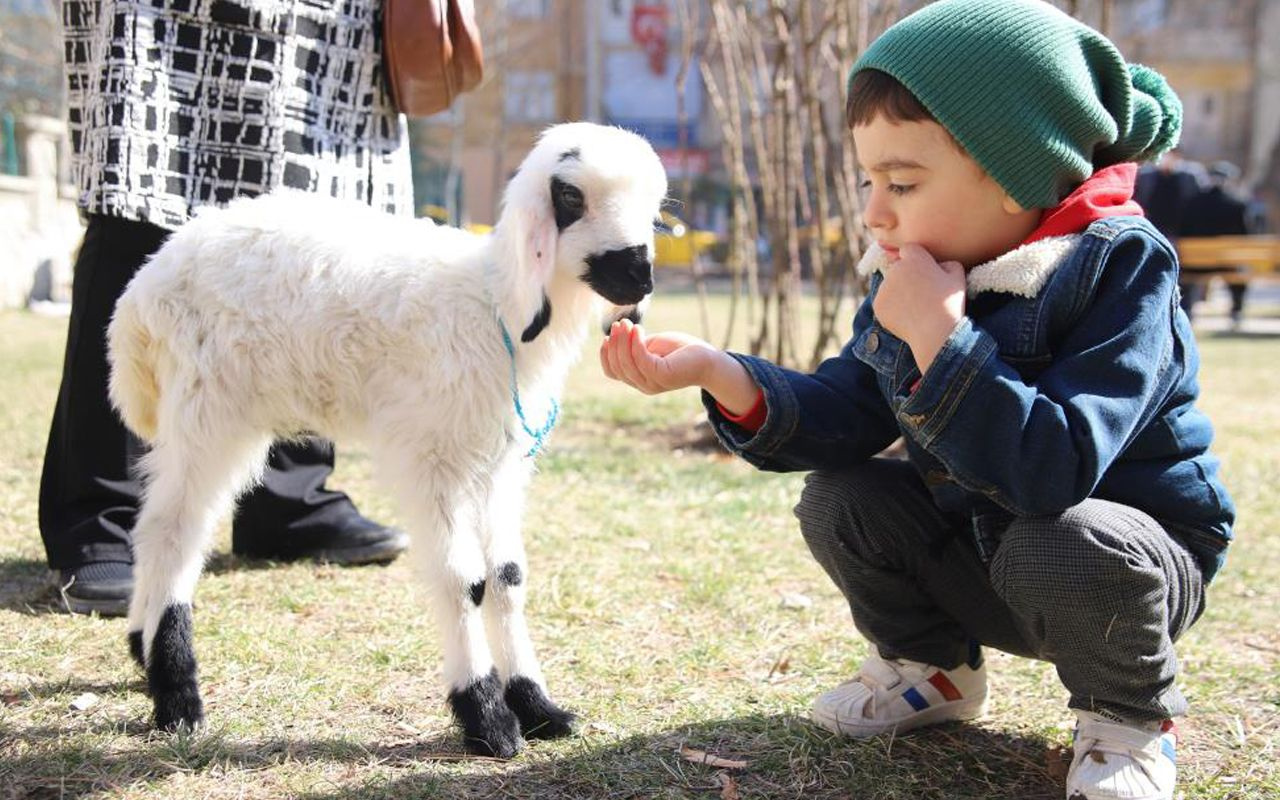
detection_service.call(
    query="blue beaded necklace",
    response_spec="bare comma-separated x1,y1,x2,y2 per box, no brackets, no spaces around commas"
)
497,316,559,458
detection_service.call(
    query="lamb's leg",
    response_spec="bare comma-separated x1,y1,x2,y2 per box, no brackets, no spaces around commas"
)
385,455,523,758
481,454,577,740
127,433,270,732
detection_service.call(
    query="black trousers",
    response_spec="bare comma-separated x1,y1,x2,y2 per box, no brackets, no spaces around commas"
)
795,459,1205,723
39,214,362,569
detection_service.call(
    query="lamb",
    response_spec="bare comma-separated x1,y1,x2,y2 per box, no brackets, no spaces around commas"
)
106,122,668,757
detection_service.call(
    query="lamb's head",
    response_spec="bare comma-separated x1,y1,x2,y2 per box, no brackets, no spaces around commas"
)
496,122,668,341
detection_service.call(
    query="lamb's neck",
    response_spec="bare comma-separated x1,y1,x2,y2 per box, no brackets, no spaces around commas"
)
508,278,594,381
485,230,595,388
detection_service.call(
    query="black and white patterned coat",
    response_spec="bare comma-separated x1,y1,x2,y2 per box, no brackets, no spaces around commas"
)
62,0,412,227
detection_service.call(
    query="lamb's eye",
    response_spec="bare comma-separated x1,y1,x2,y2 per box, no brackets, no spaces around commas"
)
550,177,586,230
559,183,584,211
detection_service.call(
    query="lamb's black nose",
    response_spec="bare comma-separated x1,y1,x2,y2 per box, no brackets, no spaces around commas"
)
584,245,653,305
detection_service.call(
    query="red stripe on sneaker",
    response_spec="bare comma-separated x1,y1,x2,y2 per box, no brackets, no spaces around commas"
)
927,671,963,702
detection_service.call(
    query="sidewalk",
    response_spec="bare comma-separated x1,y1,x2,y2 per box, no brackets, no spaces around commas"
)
1192,280,1280,336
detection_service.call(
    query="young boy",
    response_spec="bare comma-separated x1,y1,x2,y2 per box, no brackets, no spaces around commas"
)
600,1,1233,798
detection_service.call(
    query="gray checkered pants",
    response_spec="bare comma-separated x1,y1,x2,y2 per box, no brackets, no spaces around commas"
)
795,459,1206,722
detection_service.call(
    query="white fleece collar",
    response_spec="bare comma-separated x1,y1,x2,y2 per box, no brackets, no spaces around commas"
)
855,235,1081,299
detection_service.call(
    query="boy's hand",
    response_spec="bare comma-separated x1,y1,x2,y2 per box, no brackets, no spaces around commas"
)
599,319,760,413
872,243,967,374
600,320,717,394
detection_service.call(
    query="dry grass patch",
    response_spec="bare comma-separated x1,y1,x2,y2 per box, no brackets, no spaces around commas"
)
1,294,1277,799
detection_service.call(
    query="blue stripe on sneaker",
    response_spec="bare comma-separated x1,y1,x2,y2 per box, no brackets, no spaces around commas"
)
902,687,929,712
1161,737,1176,763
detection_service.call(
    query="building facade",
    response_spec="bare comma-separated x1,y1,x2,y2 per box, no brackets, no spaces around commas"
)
409,0,715,227
1069,0,1280,225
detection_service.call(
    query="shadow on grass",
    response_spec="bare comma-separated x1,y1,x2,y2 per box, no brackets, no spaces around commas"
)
12,675,146,703
0,553,396,616
0,713,1067,800
0,557,65,615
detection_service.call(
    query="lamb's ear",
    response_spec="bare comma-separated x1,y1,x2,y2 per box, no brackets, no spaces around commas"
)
513,190,558,331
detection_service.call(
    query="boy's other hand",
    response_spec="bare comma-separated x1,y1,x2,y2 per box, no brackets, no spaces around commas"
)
873,243,966,374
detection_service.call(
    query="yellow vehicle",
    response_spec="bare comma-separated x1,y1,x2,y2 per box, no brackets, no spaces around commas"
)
420,203,492,235
420,203,450,224
654,211,720,269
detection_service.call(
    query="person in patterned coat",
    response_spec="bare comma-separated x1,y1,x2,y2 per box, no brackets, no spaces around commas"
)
43,0,415,615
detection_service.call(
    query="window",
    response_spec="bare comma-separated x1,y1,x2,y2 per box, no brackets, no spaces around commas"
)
507,0,550,19
504,70,556,122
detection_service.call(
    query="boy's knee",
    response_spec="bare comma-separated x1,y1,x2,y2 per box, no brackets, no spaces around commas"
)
794,462,912,559
991,501,1165,607
794,465,884,534
796,470,860,550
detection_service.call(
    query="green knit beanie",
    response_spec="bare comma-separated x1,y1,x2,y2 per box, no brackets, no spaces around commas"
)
848,0,1182,209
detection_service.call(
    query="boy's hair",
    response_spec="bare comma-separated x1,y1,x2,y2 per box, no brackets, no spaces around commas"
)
845,69,934,129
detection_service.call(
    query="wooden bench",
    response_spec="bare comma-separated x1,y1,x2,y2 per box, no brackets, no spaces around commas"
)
1177,235,1280,284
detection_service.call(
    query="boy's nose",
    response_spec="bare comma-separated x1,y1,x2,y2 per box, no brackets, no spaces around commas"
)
863,192,893,231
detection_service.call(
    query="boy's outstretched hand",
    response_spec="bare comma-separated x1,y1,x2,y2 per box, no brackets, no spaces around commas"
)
873,243,967,374
599,319,761,414
600,319,717,394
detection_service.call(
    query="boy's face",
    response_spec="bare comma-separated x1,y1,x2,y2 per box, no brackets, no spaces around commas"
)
853,115,1040,268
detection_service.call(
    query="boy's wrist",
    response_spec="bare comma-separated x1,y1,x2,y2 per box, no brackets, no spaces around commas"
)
909,315,964,375
702,351,760,416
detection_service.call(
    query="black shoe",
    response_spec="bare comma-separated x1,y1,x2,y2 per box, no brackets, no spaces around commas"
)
233,513,409,566
59,561,133,617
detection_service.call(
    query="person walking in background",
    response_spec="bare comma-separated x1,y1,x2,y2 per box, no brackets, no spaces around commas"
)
1180,161,1259,327
44,0,413,616
1134,149,1204,237
1134,150,1205,316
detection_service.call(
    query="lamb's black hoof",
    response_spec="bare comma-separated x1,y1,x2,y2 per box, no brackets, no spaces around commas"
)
449,669,525,758
147,604,204,732
154,687,205,732
504,675,579,740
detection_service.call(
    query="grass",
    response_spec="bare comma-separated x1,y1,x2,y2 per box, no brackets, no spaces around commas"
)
1,285,1277,799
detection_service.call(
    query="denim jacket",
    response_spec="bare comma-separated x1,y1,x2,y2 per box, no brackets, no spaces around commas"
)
704,217,1234,580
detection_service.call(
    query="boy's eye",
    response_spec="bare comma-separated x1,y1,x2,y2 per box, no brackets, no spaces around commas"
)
858,178,914,197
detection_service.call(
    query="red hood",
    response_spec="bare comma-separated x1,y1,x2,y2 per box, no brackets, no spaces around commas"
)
1023,163,1144,245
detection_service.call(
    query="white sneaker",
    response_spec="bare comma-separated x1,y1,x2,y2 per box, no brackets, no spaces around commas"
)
1066,711,1177,800
810,649,988,738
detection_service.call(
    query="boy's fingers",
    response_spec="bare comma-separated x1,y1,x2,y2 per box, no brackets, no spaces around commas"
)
605,320,641,388
619,324,658,392
604,322,631,383
600,326,620,380
606,320,632,381
632,326,672,392
898,243,928,262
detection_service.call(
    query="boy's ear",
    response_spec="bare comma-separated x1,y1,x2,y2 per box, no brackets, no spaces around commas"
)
1001,193,1027,215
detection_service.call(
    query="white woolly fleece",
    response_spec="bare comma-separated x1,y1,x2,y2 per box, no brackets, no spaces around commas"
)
856,235,1082,299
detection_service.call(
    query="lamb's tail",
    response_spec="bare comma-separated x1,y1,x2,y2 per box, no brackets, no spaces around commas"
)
106,289,161,442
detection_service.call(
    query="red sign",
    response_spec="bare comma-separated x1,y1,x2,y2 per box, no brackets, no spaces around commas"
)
631,3,669,76
658,148,709,177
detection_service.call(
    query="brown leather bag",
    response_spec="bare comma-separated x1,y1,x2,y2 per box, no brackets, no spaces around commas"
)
383,0,484,117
